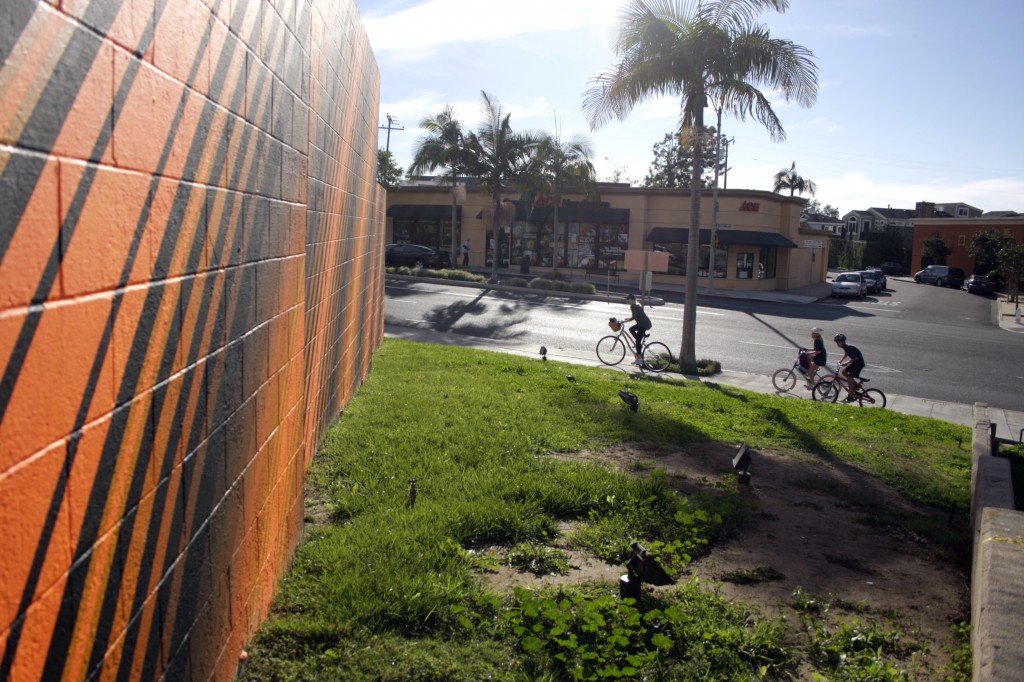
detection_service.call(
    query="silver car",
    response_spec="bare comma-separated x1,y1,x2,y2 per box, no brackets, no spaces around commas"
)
831,272,866,298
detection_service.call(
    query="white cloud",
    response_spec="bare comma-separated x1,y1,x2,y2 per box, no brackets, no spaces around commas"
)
363,0,622,54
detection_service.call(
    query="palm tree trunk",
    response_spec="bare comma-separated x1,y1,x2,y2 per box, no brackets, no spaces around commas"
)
681,111,703,368
489,193,501,283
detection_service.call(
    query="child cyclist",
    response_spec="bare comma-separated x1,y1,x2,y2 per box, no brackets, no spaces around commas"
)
623,294,652,366
799,327,827,389
833,333,865,401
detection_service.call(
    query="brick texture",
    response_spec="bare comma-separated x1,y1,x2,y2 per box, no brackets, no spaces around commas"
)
0,0,384,679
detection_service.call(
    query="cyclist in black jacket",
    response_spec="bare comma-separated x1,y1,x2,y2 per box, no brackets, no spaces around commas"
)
624,294,652,366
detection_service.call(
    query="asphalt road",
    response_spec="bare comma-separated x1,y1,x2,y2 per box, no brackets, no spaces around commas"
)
385,277,1024,413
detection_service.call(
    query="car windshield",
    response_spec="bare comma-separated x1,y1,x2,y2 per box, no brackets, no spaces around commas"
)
836,274,859,283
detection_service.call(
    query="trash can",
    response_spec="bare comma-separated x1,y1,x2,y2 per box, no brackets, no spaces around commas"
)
519,253,530,275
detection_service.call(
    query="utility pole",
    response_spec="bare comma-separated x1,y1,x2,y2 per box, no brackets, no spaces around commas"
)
379,113,404,153
722,137,734,189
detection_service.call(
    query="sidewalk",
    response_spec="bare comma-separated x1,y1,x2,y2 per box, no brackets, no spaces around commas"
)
387,270,1023,439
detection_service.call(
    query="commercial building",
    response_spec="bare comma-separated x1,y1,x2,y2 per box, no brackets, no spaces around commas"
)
387,182,830,292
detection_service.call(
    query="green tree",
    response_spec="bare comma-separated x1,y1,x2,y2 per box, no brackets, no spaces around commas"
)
537,128,599,267
996,241,1024,303
802,198,839,219
408,105,470,264
376,150,403,190
969,229,1015,280
464,91,545,282
920,233,952,268
583,0,818,367
773,160,817,197
642,126,719,188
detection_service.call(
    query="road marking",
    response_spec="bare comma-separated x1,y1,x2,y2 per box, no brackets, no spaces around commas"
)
740,341,792,350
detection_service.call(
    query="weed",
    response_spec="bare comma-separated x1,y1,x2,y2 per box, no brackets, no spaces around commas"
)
938,621,972,681
506,543,573,576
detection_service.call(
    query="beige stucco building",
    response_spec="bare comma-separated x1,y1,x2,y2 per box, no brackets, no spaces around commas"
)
386,183,830,292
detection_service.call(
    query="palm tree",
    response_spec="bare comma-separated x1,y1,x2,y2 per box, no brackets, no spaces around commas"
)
773,161,817,196
583,0,818,367
537,126,598,268
408,105,470,264
464,91,545,282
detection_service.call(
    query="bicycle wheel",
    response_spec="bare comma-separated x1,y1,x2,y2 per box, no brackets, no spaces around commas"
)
812,380,840,402
772,367,797,392
858,388,887,408
642,342,672,372
596,335,627,366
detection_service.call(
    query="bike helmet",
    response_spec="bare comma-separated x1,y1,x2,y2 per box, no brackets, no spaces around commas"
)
833,333,847,342
811,327,823,334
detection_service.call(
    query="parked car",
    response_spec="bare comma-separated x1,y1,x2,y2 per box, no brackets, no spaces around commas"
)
868,268,887,290
831,272,866,298
962,274,997,295
879,261,906,275
385,243,452,269
858,270,881,294
913,265,966,287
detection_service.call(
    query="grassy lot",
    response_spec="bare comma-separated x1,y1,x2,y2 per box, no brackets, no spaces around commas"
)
239,339,973,681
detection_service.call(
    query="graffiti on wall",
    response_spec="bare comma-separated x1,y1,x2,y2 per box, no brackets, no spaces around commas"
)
0,0,383,680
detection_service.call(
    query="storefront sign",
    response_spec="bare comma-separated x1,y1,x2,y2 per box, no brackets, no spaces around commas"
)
739,201,760,212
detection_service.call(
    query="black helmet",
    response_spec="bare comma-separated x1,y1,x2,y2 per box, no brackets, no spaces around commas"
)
834,333,847,342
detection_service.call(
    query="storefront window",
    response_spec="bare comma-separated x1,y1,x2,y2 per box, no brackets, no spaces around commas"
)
736,252,754,279
393,217,453,251
697,245,727,278
758,247,778,279
514,222,629,269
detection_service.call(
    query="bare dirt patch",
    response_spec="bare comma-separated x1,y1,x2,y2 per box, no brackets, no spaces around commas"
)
480,443,970,678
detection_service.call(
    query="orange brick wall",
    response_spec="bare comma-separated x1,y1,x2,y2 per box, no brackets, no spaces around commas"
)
0,1,385,680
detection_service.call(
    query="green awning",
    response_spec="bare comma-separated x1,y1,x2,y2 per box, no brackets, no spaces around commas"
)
387,204,462,220
527,206,630,224
646,227,796,248
718,230,797,248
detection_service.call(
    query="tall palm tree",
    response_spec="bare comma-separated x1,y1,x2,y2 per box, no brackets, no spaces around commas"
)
583,0,818,367
464,91,545,282
408,105,470,263
773,160,817,196
537,127,598,268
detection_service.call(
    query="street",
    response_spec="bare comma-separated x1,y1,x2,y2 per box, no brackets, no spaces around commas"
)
384,278,1024,413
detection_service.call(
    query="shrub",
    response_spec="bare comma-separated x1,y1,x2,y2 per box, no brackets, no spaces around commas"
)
501,278,529,288
673,357,722,376
570,282,597,294
527,278,572,292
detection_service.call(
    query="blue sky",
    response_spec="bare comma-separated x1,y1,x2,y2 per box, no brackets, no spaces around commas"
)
360,0,1024,215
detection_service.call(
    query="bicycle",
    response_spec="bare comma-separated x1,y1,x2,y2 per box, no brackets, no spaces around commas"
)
811,365,887,408
597,318,673,372
771,350,822,392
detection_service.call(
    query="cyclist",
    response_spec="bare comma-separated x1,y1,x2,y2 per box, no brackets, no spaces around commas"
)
833,333,865,402
799,327,827,389
624,294,652,366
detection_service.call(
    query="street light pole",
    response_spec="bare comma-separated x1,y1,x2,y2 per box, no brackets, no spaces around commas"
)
706,109,723,294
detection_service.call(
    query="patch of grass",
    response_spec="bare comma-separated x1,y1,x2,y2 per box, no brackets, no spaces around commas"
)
1003,443,1024,511
720,565,786,585
242,339,973,680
